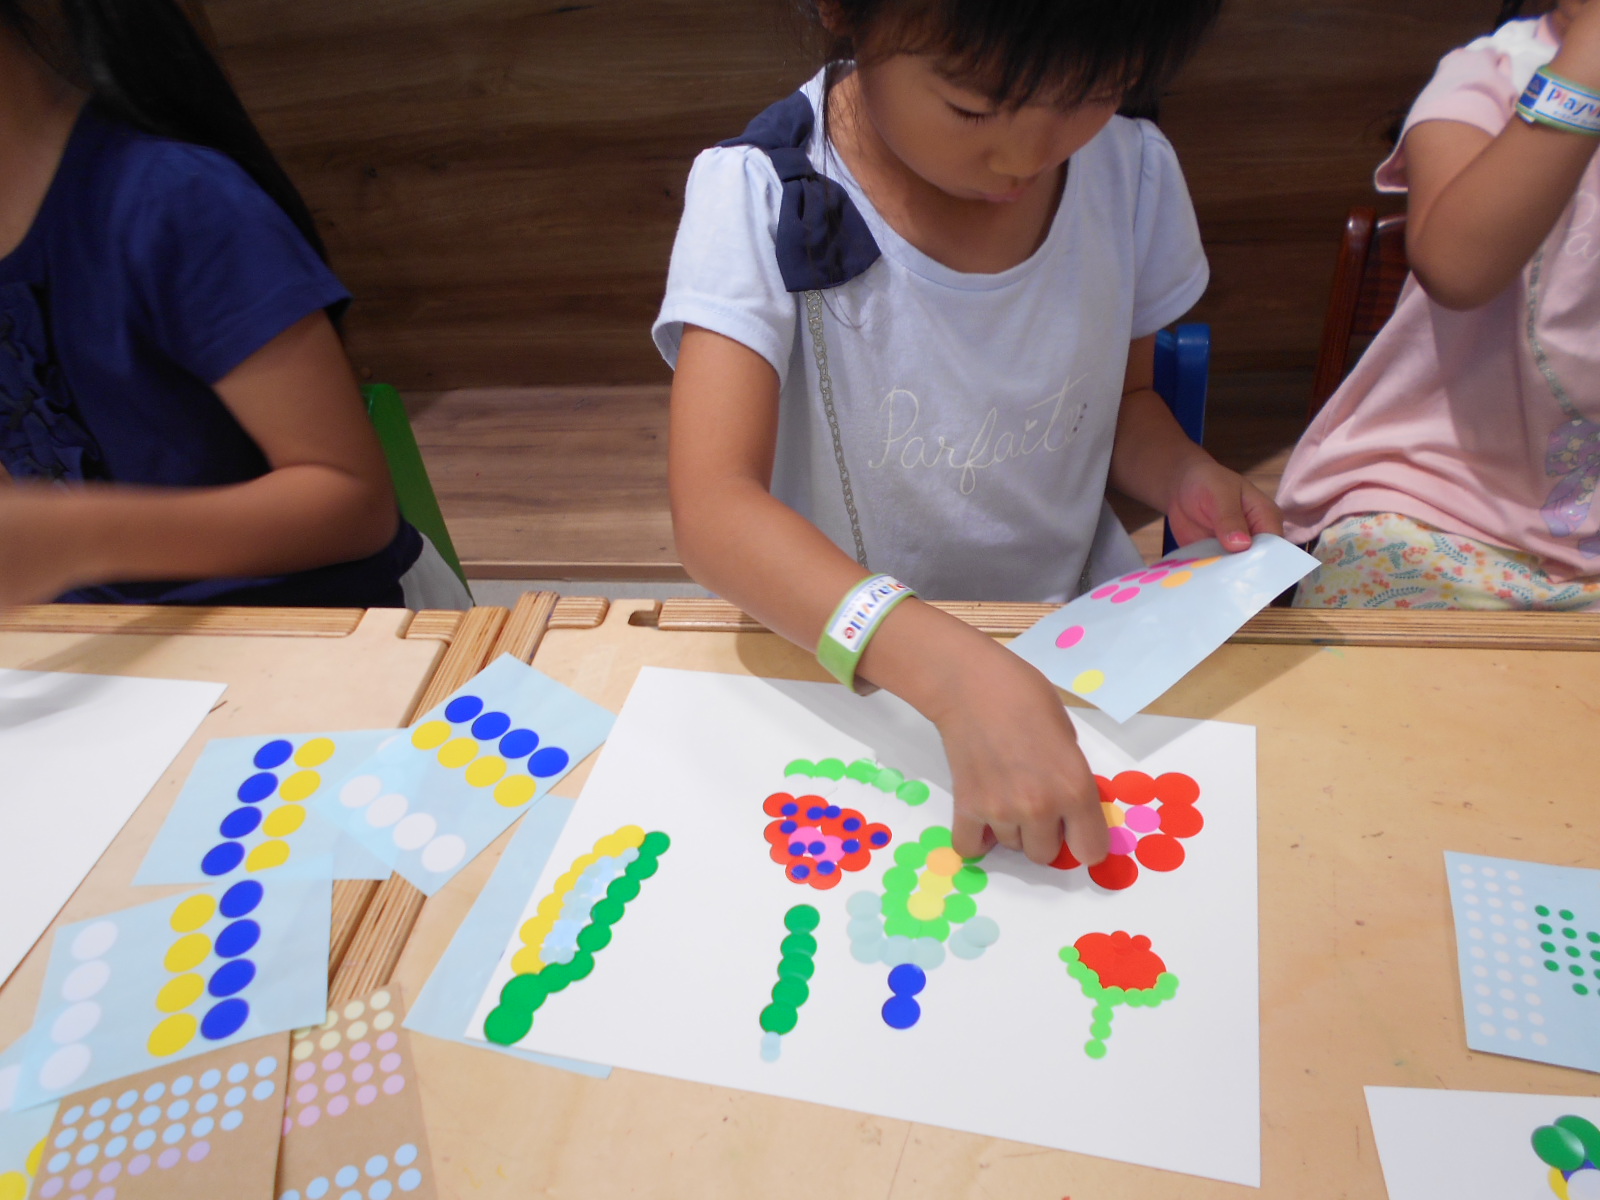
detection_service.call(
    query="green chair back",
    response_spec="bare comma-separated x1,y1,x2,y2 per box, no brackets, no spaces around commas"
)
361,383,469,589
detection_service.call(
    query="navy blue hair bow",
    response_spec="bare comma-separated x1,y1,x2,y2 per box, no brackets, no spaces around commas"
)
719,90,881,293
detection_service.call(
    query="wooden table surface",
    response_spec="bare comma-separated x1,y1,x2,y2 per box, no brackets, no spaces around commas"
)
387,598,1600,1200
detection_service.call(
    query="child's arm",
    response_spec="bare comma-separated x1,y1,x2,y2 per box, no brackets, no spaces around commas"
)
0,312,397,605
1406,4,1600,309
670,325,1111,867
1108,335,1281,546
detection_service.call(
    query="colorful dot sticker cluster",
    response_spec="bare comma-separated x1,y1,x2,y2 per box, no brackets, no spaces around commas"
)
1059,932,1180,1059
1050,771,1203,890
483,827,669,1045
1533,1114,1600,1199
286,992,405,1132
276,1142,427,1200
1534,905,1600,998
203,738,334,878
759,906,820,1061
845,828,998,1029
149,882,264,1059
33,1053,280,1200
339,688,577,877
1050,556,1222,695
762,792,891,889
783,757,932,806
1454,862,1556,1049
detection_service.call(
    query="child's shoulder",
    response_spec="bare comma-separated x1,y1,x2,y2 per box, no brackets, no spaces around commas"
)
68,108,272,238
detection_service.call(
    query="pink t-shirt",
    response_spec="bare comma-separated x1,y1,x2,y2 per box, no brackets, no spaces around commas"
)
1278,17,1600,576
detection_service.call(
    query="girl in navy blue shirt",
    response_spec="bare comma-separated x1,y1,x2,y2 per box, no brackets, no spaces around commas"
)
0,0,465,608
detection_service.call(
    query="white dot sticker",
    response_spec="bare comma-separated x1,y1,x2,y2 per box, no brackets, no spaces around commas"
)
366,794,409,829
392,813,438,852
420,835,466,874
340,776,383,810
61,960,111,1003
51,1002,102,1045
39,1043,93,1091
71,921,118,960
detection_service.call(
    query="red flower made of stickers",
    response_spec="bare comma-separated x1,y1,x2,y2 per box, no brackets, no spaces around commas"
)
1050,770,1203,890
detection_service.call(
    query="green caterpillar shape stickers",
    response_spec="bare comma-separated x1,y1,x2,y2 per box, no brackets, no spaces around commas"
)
759,905,820,1061
784,757,932,806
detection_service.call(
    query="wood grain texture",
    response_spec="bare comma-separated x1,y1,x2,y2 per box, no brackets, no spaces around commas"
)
654,596,1600,649
329,604,511,1003
0,604,365,636
200,0,1486,386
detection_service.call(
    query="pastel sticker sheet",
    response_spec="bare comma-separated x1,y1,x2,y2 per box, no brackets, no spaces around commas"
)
464,667,1261,1186
405,799,609,1078
314,655,615,895
14,878,331,1109
1008,534,1319,722
1366,1086,1600,1200
0,668,226,987
276,989,436,1200
0,1039,59,1200
31,1034,289,1200
1446,852,1600,1073
137,731,394,886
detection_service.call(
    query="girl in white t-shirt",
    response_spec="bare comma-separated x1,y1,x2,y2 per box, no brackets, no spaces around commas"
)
655,0,1280,870
1280,0,1600,610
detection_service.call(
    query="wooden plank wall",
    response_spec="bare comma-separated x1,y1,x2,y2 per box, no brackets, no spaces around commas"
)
205,0,1498,387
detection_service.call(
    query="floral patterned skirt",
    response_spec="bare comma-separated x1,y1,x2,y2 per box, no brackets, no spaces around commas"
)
1292,512,1600,611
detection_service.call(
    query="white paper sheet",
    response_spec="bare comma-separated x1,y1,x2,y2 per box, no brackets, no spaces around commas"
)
0,669,224,986
1366,1086,1600,1200
464,667,1261,1186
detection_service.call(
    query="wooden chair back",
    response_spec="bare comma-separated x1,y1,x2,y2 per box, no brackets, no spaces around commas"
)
1308,207,1409,420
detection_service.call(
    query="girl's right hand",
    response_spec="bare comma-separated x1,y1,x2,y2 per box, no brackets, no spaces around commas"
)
920,631,1111,867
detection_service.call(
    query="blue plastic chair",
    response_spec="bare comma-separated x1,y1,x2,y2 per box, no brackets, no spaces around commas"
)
1152,323,1210,556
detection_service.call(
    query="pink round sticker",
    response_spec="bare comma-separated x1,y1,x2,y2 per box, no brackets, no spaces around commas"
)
1110,587,1140,604
1106,826,1138,856
1054,625,1085,650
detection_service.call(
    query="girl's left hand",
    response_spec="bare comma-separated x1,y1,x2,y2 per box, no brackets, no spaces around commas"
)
1164,458,1283,552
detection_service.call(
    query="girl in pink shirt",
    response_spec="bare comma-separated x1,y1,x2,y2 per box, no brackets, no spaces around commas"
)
1278,0,1600,609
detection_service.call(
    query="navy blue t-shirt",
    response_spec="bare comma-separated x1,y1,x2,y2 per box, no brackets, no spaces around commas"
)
0,105,421,606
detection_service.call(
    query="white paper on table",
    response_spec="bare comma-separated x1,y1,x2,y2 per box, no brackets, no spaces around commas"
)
0,669,225,986
465,667,1261,1187
1366,1086,1600,1200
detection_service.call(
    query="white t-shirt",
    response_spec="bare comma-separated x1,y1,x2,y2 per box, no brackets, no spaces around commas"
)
654,72,1209,601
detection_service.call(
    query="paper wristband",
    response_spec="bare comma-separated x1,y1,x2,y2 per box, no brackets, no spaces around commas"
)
1516,68,1600,136
818,574,916,690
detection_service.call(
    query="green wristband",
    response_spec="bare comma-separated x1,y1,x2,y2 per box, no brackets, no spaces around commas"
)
817,574,916,691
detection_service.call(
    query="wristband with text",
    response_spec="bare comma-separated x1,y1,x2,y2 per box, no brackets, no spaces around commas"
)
817,574,916,692
1516,67,1600,136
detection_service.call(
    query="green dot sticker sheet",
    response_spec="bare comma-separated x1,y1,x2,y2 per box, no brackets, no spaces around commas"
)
1445,852,1600,1072
13,879,331,1109
459,667,1262,1186
311,655,615,896
136,732,395,886
1007,533,1318,723
1366,1086,1600,1200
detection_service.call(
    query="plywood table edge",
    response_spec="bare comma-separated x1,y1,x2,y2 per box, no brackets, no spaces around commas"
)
330,596,570,1003
651,598,1600,649
0,603,368,637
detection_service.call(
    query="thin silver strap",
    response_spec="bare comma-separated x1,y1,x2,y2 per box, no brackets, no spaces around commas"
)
803,289,868,568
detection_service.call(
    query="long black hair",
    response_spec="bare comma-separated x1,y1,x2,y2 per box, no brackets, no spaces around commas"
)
793,0,1223,115
1,0,328,262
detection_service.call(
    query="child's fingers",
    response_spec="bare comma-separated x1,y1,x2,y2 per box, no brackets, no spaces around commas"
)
1209,488,1252,552
1065,803,1110,866
1241,483,1284,536
1020,815,1066,866
951,810,993,859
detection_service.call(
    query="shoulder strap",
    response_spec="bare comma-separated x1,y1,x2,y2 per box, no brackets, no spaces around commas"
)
719,90,881,293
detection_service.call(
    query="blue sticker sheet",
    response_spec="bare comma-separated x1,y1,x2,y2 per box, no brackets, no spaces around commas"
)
1008,534,1318,722
136,731,395,885
313,655,615,896
405,800,609,1079
13,878,330,1108
0,1039,59,1192
1445,851,1600,1073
